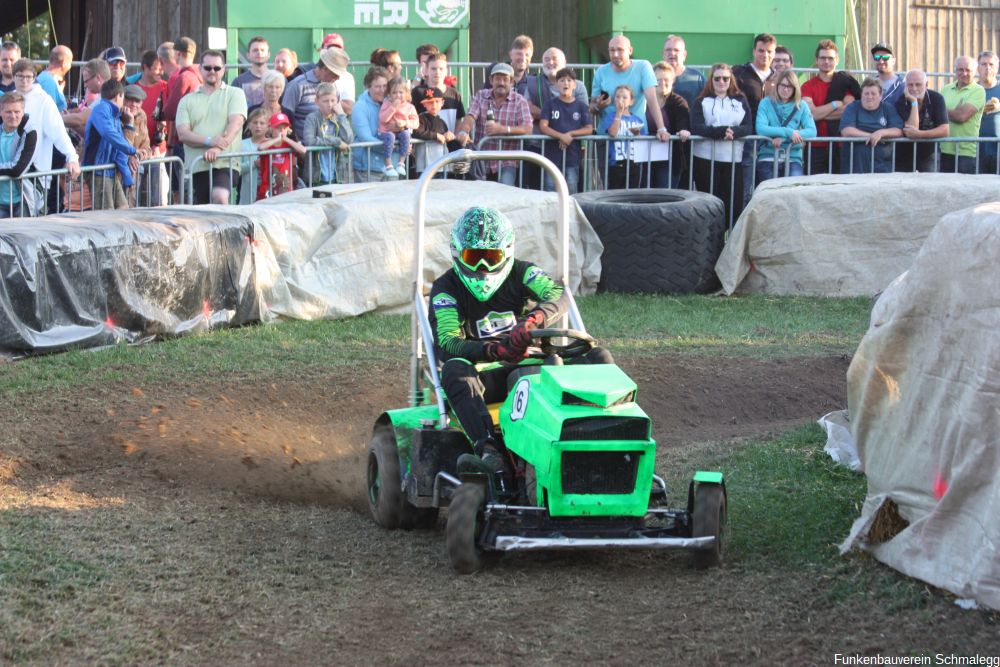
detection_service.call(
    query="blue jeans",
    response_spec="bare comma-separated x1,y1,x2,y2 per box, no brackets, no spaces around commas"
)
755,160,804,184
647,161,674,188
498,166,518,186
939,154,978,174
378,130,410,165
543,166,580,194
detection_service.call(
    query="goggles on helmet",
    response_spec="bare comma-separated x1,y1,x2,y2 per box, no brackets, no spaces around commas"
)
459,247,507,272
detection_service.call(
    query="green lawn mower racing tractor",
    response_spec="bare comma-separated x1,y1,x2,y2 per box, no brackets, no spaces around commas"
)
365,149,727,573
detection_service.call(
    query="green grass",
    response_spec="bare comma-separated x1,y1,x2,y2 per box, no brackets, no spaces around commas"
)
582,293,870,356
703,423,938,606
0,514,108,613
0,294,870,394
720,424,866,567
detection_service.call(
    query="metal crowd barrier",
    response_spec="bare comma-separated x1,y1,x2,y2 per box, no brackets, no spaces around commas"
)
470,132,1000,228
184,138,474,204
4,134,998,226
0,156,185,217
186,143,385,204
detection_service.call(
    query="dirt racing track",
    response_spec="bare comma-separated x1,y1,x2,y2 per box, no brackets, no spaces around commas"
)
4,174,1000,661
5,352,999,663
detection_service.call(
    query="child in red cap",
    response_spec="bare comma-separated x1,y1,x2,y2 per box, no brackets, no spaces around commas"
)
257,112,307,200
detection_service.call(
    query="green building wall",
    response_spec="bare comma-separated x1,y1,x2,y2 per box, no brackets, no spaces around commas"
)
578,0,847,69
224,0,471,81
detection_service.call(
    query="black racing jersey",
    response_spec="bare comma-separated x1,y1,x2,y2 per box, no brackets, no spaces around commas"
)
429,259,568,363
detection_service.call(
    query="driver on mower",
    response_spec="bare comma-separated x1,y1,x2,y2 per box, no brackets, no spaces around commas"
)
430,206,613,478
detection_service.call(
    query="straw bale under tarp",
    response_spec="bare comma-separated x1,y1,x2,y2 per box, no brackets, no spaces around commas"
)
251,180,602,321
0,208,258,353
0,181,602,355
840,204,1000,610
715,173,1000,296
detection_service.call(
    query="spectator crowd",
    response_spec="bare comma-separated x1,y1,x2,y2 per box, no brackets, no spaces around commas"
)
2,30,1000,218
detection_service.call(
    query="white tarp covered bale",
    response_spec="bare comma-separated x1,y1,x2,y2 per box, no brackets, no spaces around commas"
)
250,180,603,320
715,173,1000,296
840,204,1000,610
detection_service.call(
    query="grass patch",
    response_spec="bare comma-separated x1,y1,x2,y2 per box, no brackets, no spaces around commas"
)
583,293,869,357
0,295,869,394
717,424,866,567
704,423,937,606
0,514,106,606
0,513,109,661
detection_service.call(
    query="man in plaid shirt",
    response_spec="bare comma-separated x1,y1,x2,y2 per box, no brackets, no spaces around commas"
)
456,63,532,184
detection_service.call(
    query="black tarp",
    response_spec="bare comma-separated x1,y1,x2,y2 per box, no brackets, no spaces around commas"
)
0,207,259,355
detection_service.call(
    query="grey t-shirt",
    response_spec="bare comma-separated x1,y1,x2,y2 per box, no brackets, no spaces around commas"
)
232,69,264,107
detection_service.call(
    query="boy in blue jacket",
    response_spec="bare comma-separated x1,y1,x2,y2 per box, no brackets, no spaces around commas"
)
83,79,138,209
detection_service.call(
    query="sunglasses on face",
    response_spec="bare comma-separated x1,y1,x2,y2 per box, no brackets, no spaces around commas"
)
460,248,506,271
203,65,223,72
713,76,731,82
873,54,891,62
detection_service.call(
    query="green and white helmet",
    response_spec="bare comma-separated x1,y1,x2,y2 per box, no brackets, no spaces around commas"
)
450,206,515,301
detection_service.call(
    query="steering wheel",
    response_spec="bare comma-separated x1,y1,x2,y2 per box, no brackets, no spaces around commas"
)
527,328,597,360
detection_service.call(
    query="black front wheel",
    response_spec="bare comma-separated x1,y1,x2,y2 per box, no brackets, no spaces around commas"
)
691,483,727,569
367,426,404,529
446,483,488,574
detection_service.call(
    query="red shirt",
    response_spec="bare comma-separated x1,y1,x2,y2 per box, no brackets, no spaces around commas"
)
164,65,203,146
801,77,832,141
801,72,861,148
138,80,169,152
257,140,295,199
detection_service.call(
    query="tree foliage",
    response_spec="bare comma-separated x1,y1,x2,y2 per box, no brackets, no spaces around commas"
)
3,11,53,62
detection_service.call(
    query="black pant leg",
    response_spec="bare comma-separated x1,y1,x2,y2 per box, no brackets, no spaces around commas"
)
441,359,515,444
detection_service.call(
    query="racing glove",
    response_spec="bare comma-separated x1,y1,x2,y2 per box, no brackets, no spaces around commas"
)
508,310,545,349
484,336,527,363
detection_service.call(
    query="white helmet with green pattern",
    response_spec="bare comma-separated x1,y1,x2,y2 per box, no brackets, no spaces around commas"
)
450,206,515,301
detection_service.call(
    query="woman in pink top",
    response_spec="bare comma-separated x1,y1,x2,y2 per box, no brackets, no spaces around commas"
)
377,76,419,178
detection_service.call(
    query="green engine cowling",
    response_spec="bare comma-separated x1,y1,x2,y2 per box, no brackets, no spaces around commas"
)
499,364,655,517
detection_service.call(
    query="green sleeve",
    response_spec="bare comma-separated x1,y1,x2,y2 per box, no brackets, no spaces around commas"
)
522,264,569,325
431,291,491,362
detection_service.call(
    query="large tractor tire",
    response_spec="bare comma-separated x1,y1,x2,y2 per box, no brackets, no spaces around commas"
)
573,189,726,294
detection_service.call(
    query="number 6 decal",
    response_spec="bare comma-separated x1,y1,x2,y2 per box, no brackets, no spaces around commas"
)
510,379,530,421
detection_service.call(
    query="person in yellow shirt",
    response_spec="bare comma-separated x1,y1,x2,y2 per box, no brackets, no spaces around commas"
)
940,55,986,173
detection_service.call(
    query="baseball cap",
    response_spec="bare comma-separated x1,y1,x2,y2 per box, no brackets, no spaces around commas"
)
321,33,345,50
490,62,514,78
319,47,349,77
269,112,291,128
104,46,127,63
417,87,444,107
124,84,146,100
871,42,894,56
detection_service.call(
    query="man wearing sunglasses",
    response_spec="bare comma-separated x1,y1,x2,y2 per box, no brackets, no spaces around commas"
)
871,43,904,106
429,206,612,478
176,50,247,204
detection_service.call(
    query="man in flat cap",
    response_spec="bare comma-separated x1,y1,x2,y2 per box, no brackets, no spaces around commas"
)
284,46,351,139
455,62,532,185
